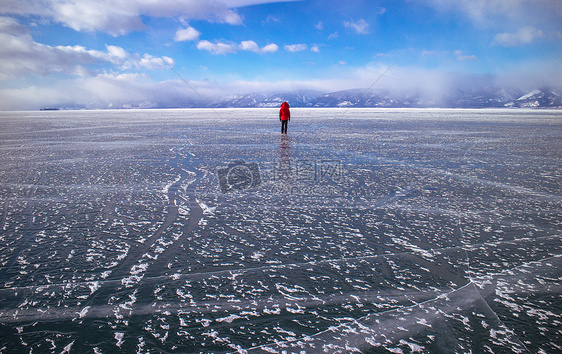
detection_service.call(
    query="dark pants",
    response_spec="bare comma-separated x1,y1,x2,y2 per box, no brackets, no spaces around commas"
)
281,120,288,134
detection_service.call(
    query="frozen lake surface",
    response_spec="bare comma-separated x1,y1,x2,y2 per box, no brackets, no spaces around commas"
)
0,108,561,353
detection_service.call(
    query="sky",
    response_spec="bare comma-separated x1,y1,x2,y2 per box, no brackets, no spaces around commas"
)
0,0,561,110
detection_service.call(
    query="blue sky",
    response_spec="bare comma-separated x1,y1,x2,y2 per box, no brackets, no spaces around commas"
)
1,0,561,109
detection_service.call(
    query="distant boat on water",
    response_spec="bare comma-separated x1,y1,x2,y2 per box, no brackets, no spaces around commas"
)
40,107,60,111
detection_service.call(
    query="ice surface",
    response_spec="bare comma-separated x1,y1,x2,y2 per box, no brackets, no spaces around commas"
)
0,108,561,353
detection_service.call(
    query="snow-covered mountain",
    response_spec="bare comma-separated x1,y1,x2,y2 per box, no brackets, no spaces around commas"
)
206,87,561,109
311,89,416,108
56,87,562,110
509,88,562,108
258,91,322,107
450,87,523,108
209,93,268,108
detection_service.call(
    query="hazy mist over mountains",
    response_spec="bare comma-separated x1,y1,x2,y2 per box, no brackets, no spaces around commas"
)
54,87,561,110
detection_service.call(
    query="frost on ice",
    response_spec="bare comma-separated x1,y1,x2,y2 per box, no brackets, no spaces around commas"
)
0,108,560,353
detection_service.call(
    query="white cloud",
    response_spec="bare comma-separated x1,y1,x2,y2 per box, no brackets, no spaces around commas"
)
315,21,324,30
240,40,260,52
0,72,169,110
284,43,307,52
494,58,562,90
421,50,442,57
343,18,369,34
311,45,320,53
428,0,522,22
0,29,90,79
174,26,200,42
454,50,477,61
51,1,145,35
261,43,279,53
421,49,477,61
0,0,304,36
0,17,173,80
136,54,174,70
197,40,238,55
328,32,339,40
492,26,544,47
0,1,306,36
0,15,29,35
3,57,562,110
106,45,129,59
456,55,477,61
425,0,562,28
197,39,278,54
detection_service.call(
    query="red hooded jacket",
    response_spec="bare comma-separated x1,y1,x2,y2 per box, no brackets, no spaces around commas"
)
279,102,290,121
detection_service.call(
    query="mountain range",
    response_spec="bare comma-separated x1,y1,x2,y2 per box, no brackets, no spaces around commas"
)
205,87,562,109
50,87,562,110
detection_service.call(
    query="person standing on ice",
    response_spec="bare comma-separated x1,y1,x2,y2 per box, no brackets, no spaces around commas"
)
279,101,290,134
